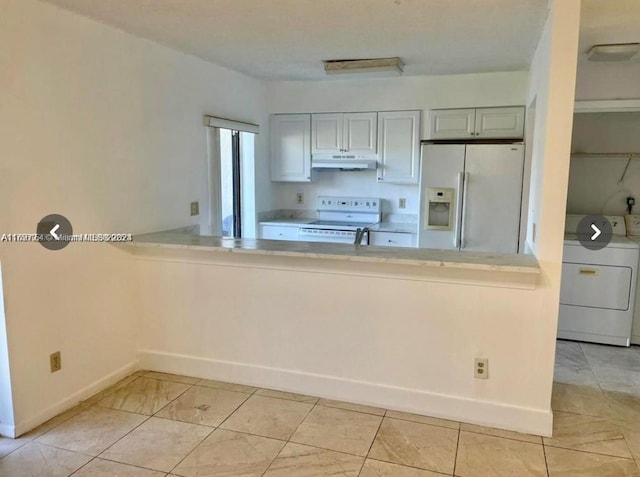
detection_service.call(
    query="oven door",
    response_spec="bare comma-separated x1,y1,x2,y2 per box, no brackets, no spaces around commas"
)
299,228,368,244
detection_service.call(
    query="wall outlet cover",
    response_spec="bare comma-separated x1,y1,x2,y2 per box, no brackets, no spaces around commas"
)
474,358,488,379
399,198,407,209
296,192,304,205
190,201,200,216
50,351,61,373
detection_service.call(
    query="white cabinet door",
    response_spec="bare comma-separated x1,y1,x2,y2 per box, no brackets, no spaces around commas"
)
377,111,420,184
475,107,525,139
369,231,416,247
312,113,343,156
343,112,377,155
429,109,476,140
259,224,300,240
271,114,311,182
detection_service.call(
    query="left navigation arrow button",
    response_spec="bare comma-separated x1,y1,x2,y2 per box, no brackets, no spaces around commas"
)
50,224,60,240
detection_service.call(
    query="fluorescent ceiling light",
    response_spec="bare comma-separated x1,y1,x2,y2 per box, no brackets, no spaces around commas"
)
324,57,404,76
587,43,639,62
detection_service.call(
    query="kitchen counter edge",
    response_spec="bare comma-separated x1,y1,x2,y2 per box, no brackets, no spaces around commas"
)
120,232,540,275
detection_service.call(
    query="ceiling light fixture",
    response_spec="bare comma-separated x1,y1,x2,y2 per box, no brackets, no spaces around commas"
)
324,57,404,76
587,43,640,62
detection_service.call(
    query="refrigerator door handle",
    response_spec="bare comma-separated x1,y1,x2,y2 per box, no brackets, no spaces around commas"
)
454,172,464,248
460,172,469,249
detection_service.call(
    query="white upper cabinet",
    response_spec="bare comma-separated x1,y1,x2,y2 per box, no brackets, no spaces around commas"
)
429,108,476,140
343,113,378,155
474,107,525,139
377,110,421,184
270,114,311,182
429,106,525,140
312,112,377,157
311,113,343,156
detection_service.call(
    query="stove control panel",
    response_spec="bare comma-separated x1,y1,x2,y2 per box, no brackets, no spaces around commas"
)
317,196,381,212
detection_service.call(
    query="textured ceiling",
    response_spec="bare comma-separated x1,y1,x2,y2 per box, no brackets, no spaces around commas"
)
41,0,549,80
579,0,640,62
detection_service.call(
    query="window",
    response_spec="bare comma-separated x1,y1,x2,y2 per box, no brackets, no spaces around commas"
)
219,129,242,238
205,116,257,239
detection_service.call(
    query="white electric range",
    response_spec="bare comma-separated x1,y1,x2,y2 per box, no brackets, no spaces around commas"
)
298,196,382,244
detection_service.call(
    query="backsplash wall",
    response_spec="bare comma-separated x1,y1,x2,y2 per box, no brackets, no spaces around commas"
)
567,112,640,216
273,169,419,219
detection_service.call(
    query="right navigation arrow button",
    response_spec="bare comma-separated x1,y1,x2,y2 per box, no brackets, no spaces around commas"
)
590,223,601,241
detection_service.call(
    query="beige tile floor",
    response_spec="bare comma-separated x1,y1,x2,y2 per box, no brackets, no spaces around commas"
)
1,341,640,476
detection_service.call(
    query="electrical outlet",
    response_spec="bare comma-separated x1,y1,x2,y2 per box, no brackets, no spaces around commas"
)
190,201,199,216
296,192,304,205
399,198,406,209
50,351,61,373
474,358,488,379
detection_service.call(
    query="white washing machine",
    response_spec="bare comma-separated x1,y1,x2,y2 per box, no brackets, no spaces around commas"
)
558,215,640,346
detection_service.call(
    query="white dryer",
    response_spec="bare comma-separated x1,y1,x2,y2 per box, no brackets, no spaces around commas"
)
624,214,640,345
558,214,640,346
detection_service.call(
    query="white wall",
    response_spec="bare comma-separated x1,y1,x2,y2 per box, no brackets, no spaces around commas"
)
0,264,15,437
276,170,420,216
266,72,529,213
567,112,640,215
576,62,640,101
522,0,580,415
0,0,269,436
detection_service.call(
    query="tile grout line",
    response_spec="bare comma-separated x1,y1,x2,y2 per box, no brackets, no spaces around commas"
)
7,373,146,456
356,409,386,476
451,424,461,477
358,455,454,476
260,399,320,476
542,441,551,477
67,455,97,476
89,375,197,471
165,386,257,475
458,428,542,446
543,442,638,461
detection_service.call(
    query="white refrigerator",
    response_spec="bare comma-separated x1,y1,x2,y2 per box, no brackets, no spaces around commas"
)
418,144,525,253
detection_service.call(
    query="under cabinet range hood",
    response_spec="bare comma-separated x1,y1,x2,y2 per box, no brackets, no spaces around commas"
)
311,157,378,171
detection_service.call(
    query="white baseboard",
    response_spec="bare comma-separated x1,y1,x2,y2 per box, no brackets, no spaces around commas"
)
139,349,553,437
13,361,139,438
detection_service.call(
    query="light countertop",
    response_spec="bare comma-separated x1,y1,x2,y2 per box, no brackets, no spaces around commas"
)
370,222,417,234
124,231,540,274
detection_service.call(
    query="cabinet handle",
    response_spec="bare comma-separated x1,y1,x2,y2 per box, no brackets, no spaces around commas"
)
579,268,598,276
